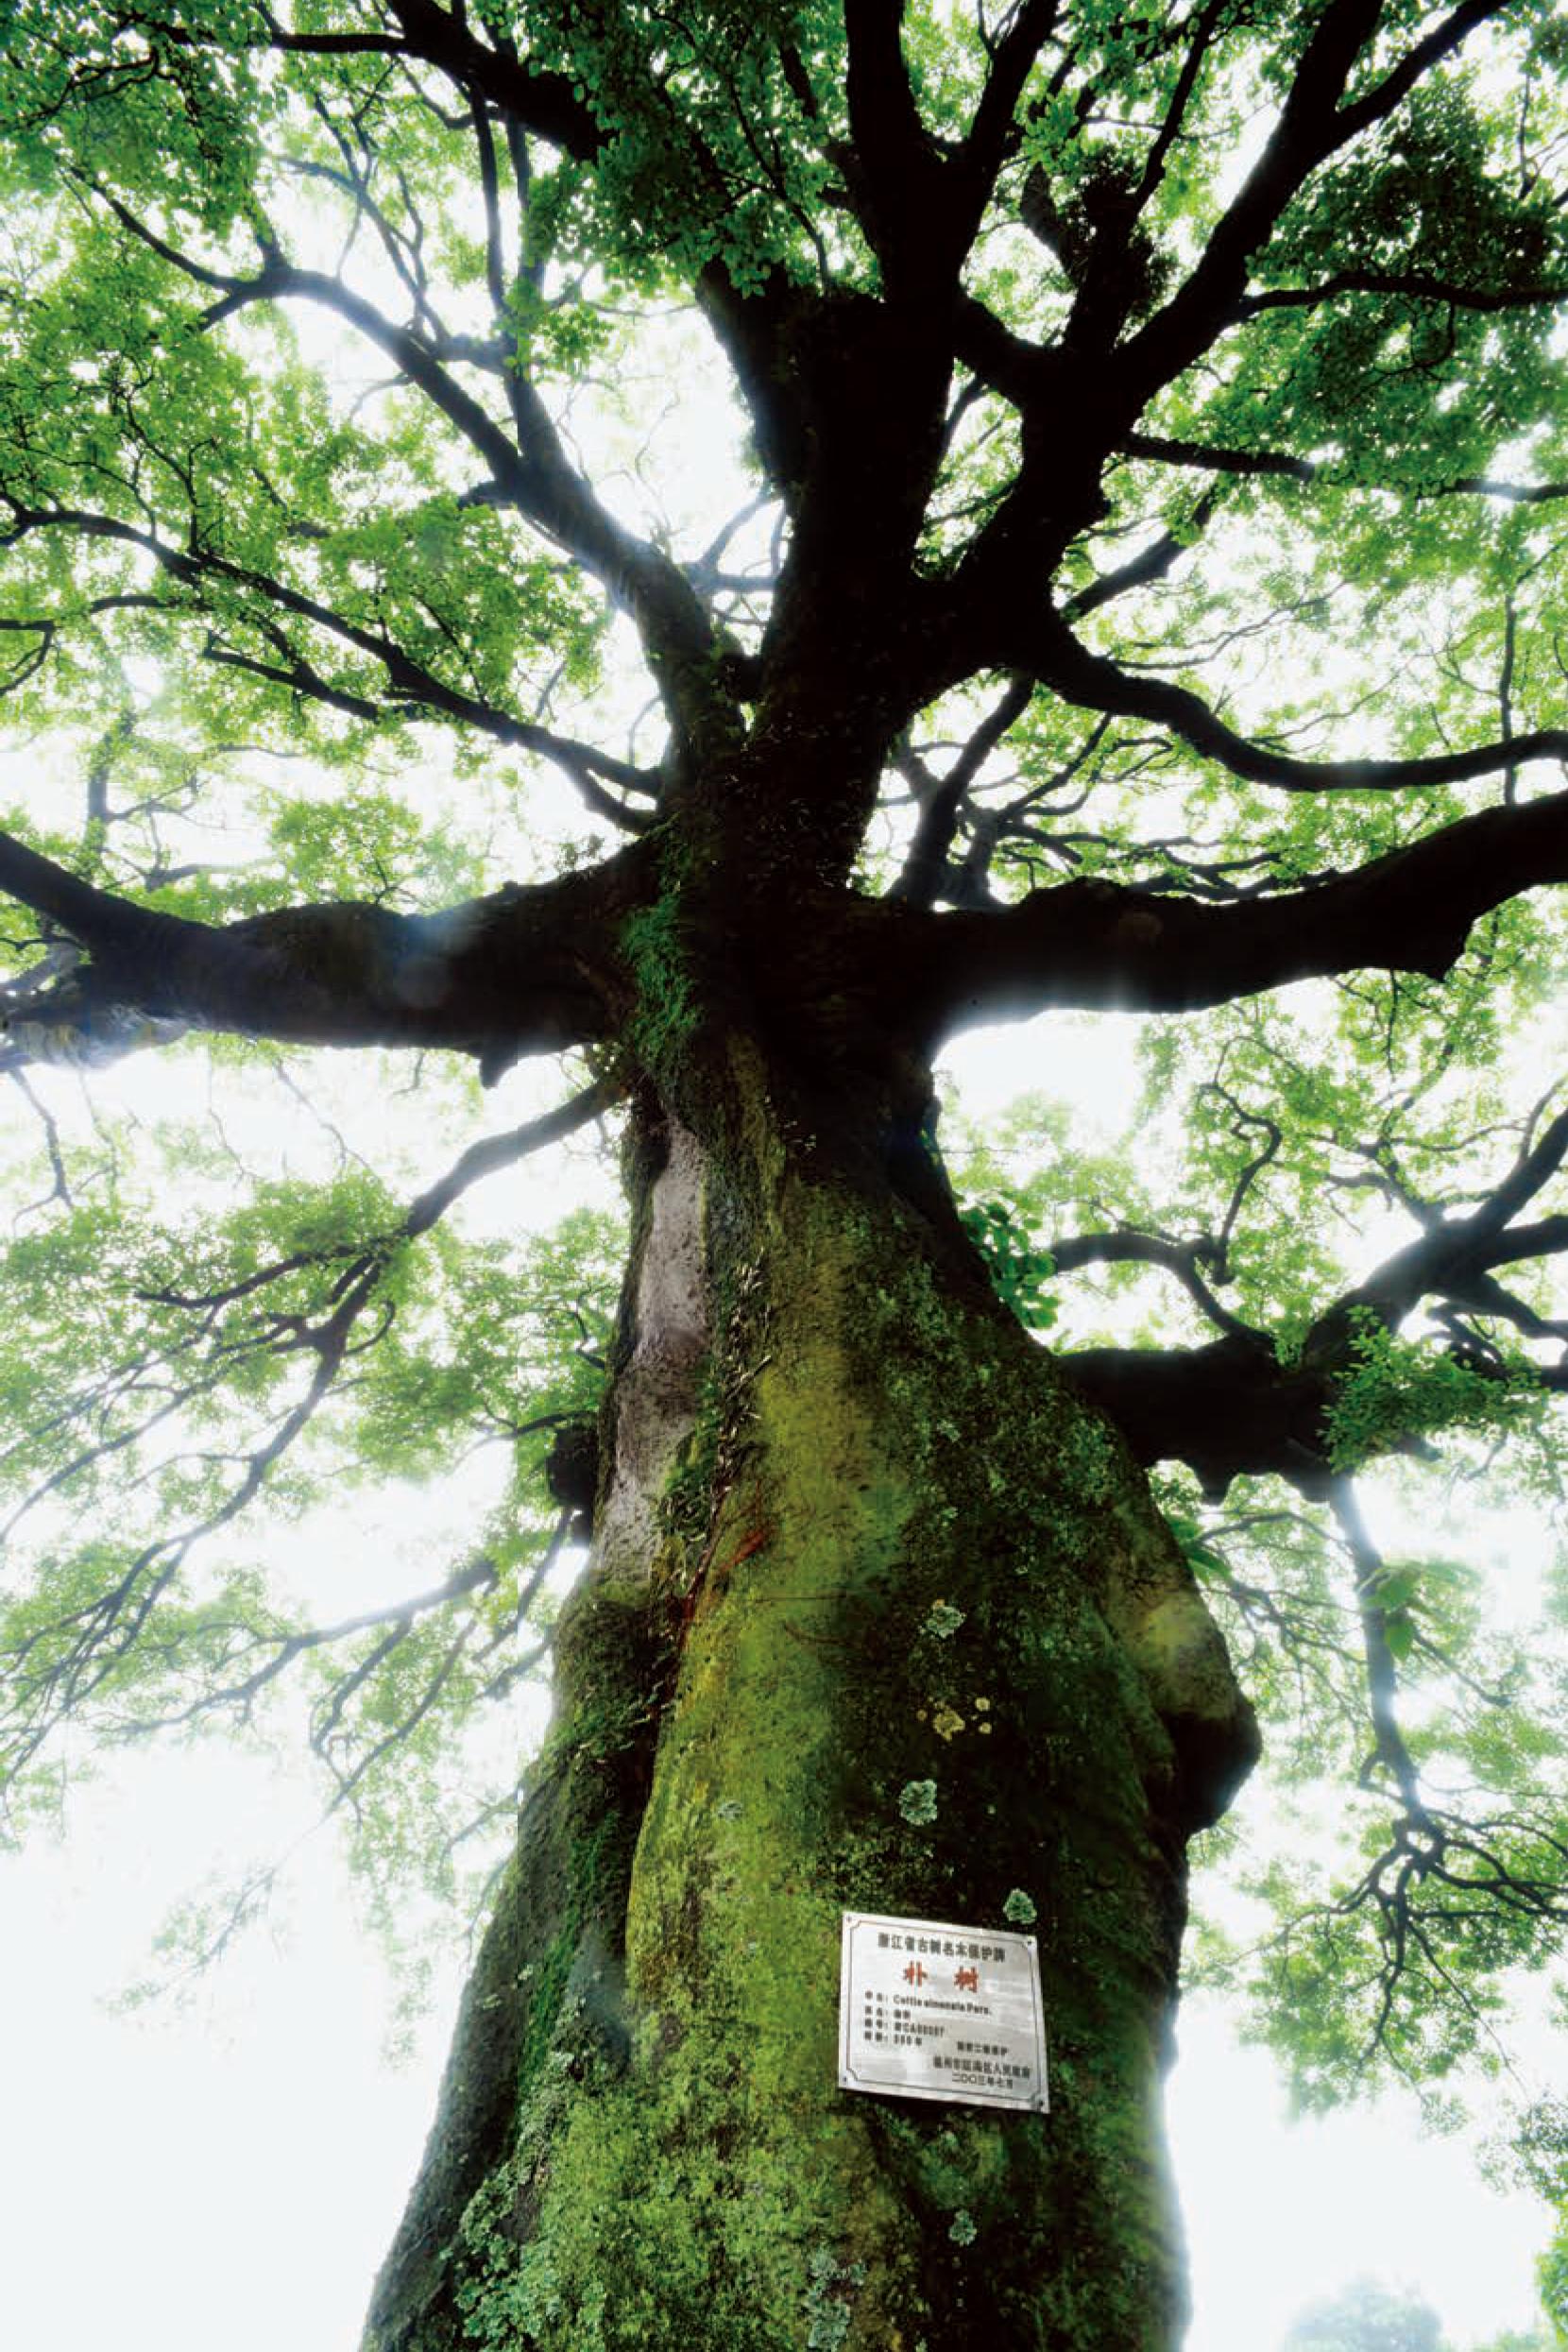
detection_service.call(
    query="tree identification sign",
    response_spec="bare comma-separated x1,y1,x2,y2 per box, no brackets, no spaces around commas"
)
838,1912,1048,2112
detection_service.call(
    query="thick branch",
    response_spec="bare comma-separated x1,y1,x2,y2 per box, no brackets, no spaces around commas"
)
205,263,723,734
1064,1331,1330,1496
0,827,646,1076
1238,267,1568,316
937,0,1524,665
85,184,727,754
1048,1228,1263,1341
1330,1477,1427,1815
1116,0,1508,410
842,0,946,290
261,0,603,163
889,674,1033,908
1120,432,1568,505
880,788,1568,1036
1309,1107,1568,1350
1025,611,1568,795
1064,487,1219,620
1061,1090,1568,1495
950,0,1063,253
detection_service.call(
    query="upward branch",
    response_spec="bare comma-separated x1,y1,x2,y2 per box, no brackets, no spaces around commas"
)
262,0,605,162
1059,1088,1568,1498
1022,614,1568,797
85,190,732,758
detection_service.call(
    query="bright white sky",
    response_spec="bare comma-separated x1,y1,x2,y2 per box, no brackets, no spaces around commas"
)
0,1010,1556,2352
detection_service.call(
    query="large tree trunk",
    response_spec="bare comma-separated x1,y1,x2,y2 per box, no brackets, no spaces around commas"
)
364,1040,1258,2352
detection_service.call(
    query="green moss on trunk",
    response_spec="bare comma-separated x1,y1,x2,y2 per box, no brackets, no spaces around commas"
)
366,1064,1256,2352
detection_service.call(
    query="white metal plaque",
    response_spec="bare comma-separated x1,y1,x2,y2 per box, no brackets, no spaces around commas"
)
838,1911,1048,2112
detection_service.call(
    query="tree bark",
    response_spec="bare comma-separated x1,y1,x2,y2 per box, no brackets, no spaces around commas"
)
364,1043,1258,2352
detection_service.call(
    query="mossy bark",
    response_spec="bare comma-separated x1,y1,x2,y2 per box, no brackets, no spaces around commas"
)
365,1043,1257,2352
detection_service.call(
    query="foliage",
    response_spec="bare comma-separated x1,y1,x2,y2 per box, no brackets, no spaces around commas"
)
1484,2098,1568,2346
1323,1310,1543,1474
957,1196,1057,1330
1281,2276,1446,2352
0,1046,623,1934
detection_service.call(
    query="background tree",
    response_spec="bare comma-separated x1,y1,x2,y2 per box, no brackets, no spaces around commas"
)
1,2,1567,2347
1282,2276,1446,2352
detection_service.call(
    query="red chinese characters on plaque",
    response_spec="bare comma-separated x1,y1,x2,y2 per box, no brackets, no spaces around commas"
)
837,1911,1048,2113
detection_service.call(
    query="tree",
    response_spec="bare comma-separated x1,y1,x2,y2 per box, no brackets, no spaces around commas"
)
1491,2099,1568,2343
0,2,1566,2345
1283,2276,1446,2352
